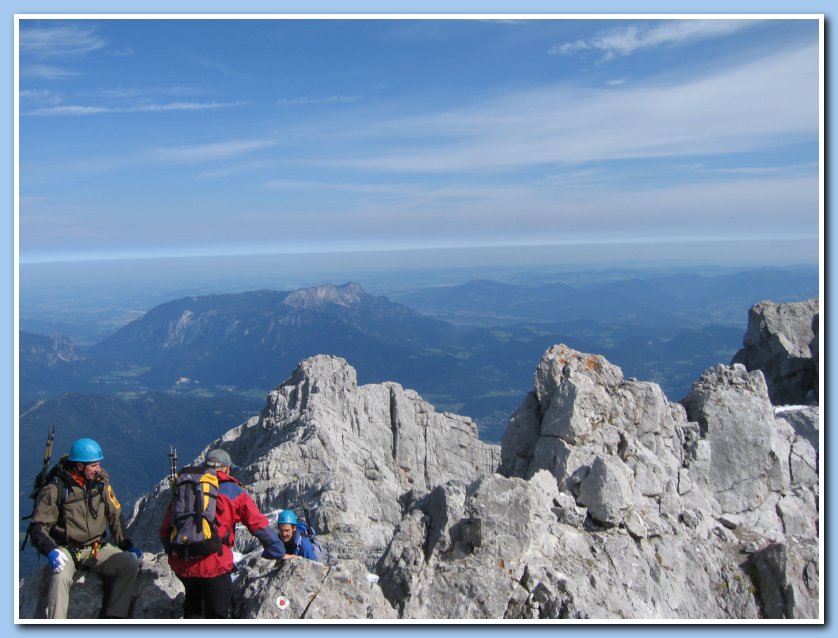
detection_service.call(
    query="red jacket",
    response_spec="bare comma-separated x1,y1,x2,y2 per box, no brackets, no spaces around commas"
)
159,470,284,578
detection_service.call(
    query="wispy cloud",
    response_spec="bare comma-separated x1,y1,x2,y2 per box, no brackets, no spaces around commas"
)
21,64,79,81
24,101,247,117
276,95,360,106
150,139,275,163
195,161,272,180
20,24,107,58
87,85,204,99
250,171,817,249
189,56,234,76
312,42,817,173
544,168,612,189
264,178,419,196
27,105,109,116
19,89,63,105
673,162,818,177
550,19,760,60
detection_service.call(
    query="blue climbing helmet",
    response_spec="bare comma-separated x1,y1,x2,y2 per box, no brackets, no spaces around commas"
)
277,510,298,526
68,438,104,463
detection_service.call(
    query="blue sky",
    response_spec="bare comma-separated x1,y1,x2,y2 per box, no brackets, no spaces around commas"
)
17,16,821,265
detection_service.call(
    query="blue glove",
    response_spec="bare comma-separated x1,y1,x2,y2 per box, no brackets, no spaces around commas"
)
127,547,143,565
47,548,67,574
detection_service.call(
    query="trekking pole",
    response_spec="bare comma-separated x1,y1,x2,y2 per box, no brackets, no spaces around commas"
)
21,423,56,550
168,446,178,496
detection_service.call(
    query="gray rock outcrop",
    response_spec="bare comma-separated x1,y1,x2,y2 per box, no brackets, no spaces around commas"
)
127,354,500,570
681,364,819,532
377,471,762,619
19,548,398,620
232,553,396,619
18,553,183,620
487,343,819,619
732,299,819,404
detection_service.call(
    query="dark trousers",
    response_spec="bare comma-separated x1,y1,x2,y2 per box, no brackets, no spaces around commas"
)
96,550,140,618
178,573,233,619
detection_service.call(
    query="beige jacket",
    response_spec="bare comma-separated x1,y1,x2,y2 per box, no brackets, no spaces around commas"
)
27,460,131,556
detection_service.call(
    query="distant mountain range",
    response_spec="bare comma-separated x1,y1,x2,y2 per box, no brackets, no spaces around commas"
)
20,332,89,399
18,268,818,513
84,282,457,391
20,266,819,432
390,267,819,326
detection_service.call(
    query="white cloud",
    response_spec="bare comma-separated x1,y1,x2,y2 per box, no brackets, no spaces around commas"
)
20,24,107,58
313,42,817,173
675,163,818,177
21,64,79,81
264,179,412,195
241,171,818,252
189,56,234,76
195,161,271,180
88,85,204,99
550,19,760,60
28,105,110,116
24,101,247,117
555,175,818,229
276,95,360,105
19,89,62,105
133,101,247,113
150,139,275,163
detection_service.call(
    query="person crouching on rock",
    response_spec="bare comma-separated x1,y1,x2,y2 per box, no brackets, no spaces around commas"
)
27,438,143,619
276,510,319,560
159,449,289,619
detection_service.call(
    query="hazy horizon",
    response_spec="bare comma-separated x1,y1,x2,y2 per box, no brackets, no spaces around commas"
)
19,244,819,346
19,240,820,298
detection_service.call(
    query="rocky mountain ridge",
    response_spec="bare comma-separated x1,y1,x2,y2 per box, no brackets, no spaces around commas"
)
18,299,820,621
21,277,801,443
392,267,819,327
84,282,457,388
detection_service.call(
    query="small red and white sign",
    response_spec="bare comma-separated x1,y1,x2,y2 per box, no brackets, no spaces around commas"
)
276,596,290,610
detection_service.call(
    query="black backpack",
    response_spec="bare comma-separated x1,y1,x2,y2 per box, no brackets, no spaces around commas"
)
167,466,227,560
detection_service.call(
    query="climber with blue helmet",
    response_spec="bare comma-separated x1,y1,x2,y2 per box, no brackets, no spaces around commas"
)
26,437,143,619
276,510,319,560
67,437,104,463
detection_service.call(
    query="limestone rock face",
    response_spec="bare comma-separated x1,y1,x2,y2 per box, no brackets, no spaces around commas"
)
376,471,760,619
492,343,819,619
732,299,819,404
751,540,820,619
576,455,634,527
232,553,397,620
681,364,787,516
500,344,690,534
681,365,819,542
127,355,500,570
